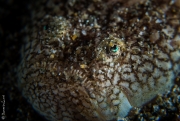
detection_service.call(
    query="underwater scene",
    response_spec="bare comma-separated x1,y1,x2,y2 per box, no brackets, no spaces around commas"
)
0,0,180,121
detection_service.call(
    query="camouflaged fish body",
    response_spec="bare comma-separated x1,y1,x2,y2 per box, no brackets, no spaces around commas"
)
18,0,180,121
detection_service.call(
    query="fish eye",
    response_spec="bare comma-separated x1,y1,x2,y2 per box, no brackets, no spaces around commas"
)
110,45,119,53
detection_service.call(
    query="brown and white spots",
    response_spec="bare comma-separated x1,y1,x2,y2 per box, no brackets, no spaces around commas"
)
141,84,149,94
117,66,122,73
131,55,141,64
96,95,104,103
107,69,113,79
50,54,55,59
119,82,130,92
112,100,120,106
137,73,148,83
97,74,105,81
70,90,78,97
130,82,140,92
105,80,111,87
156,51,169,60
152,68,163,78
17,0,180,121
113,86,120,94
114,63,120,70
148,76,155,89
173,63,180,74
82,101,91,108
121,64,132,73
72,98,79,104
99,102,107,109
112,73,120,85
110,94,116,100
80,64,87,69
110,62,114,67
154,58,172,70
150,30,160,43
52,89,58,95
162,25,175,38
170,50,180,62
141,62,153,72
122,73,136,82
157,76,167,86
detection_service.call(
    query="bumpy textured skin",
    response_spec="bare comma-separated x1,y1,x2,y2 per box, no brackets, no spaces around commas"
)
18,0,180,121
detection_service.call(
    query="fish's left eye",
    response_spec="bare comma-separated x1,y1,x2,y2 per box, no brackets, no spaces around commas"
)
110,45,119,53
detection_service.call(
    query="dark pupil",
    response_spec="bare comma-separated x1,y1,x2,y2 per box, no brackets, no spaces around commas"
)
110,45,118,52
43,25,49,30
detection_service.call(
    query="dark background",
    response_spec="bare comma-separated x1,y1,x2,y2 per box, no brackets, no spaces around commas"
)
0,0,50,120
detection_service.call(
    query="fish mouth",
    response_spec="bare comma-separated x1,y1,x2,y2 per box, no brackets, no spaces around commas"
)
119,83,134,102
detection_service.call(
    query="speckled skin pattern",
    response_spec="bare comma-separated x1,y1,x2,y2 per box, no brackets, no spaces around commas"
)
17,0,180,121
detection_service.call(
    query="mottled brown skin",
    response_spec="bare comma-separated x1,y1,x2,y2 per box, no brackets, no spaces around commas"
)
18,0,180,121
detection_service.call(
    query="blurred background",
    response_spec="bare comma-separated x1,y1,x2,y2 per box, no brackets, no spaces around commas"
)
0,0,61,120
